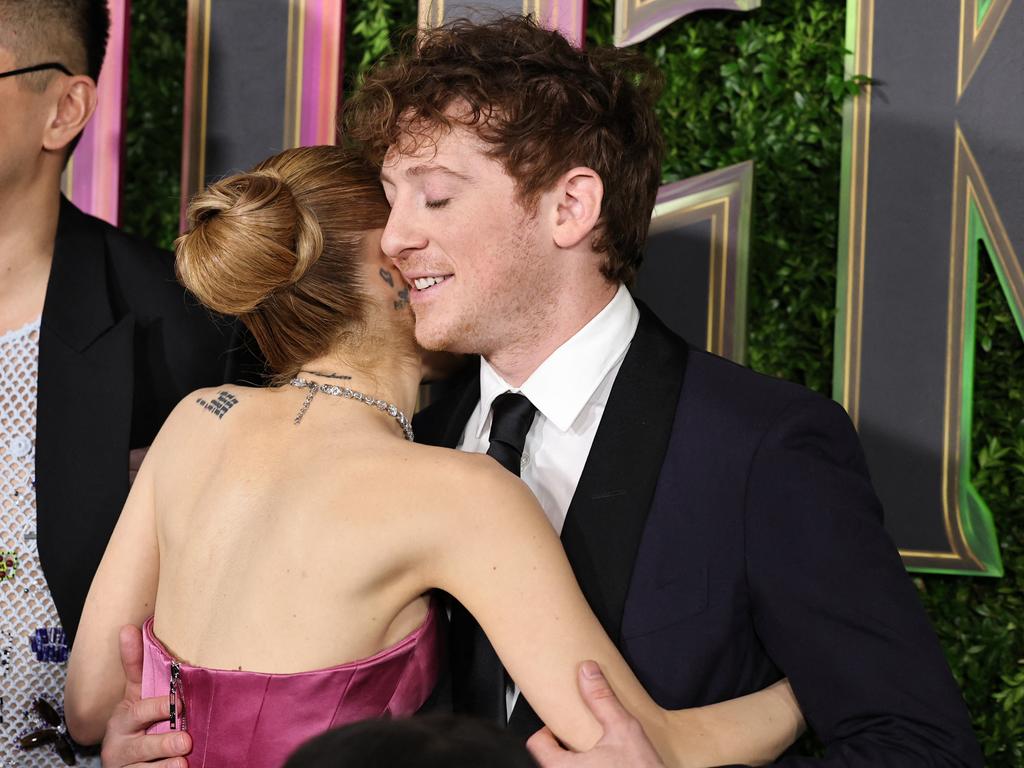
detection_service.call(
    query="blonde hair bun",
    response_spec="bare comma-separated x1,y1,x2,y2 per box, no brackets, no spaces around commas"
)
171,145,391,376
176,169,324,316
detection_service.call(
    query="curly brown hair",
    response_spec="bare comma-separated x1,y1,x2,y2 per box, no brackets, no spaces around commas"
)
343,15,665,285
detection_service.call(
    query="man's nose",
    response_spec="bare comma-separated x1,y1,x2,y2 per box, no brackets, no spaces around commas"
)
380,207,426,261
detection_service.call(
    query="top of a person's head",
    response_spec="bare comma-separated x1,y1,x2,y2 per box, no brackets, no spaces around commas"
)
174,145,391,379
344,14,665,286
282,714,539,768
0,0,109,89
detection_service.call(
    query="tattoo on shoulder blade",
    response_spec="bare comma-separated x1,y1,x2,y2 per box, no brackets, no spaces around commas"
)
196,390,239,419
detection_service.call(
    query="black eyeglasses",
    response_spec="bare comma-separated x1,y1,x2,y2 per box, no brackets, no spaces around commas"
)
0,62,74,80
19,697,77,765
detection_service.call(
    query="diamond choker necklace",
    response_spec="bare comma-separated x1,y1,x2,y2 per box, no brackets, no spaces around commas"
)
289,376,414,441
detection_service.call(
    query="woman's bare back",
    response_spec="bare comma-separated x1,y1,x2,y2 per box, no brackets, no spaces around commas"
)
149,384,470,673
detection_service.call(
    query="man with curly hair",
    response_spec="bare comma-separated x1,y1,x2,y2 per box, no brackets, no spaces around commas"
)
346,16,981,767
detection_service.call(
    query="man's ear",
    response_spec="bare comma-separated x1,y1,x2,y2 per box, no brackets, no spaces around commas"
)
42,76,98,153
551,167,604,250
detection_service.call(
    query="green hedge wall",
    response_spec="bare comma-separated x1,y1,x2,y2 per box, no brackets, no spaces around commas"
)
121,1,187,249
120,0,1023,762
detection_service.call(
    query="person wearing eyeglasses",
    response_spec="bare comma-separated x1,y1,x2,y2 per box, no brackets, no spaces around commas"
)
0,2,257,764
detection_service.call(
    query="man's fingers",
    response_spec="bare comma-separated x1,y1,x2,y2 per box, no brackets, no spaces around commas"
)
102,638,191,768
119,624,145,697
102,731,191,767
527,726,568,764
577,661,631,732
110,695,175,734
122,759,188,768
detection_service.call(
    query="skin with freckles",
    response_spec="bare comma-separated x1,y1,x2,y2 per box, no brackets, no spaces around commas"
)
381,128,551,361
380,121,615,387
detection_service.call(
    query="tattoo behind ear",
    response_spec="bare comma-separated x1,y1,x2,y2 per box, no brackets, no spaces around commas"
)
394,288,410,311
379,267,409,310
196,390,239,419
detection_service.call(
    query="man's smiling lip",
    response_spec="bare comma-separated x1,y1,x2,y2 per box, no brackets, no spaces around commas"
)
411,276,450,290
400,270,453,280
400,272,454,302
399,271,454,289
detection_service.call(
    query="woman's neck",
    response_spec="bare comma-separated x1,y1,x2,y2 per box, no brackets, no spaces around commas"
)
294,349,422,429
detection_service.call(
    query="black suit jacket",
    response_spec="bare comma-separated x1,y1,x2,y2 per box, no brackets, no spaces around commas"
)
35,198,260,645
413,300,982,766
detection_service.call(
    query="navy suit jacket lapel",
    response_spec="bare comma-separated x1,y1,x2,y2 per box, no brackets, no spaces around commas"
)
560,302,689,642
413,309,689,733
508,302,689,734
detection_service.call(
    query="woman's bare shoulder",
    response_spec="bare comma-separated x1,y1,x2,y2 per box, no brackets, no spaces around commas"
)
400,444,542,522
149,385,266,455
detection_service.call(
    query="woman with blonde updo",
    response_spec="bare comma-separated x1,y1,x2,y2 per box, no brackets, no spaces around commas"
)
63,146,802,768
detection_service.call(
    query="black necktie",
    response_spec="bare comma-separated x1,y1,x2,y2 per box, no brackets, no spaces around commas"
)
486,392,538,477
454,392,538,725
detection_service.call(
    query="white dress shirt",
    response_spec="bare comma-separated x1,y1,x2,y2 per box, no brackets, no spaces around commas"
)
456,284,640,715
457,284,640,533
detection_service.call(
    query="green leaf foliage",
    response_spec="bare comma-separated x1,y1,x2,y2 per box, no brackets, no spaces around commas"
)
343,0,417,96
120,0,187,250
119,0,1022,759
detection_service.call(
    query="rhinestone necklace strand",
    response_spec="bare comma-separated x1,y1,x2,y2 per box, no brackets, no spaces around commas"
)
289,376,414,441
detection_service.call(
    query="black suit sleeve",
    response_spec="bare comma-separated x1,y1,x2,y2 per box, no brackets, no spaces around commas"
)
744,397,982,767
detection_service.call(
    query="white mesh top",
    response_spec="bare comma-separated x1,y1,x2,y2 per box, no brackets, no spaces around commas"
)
1,319,98,766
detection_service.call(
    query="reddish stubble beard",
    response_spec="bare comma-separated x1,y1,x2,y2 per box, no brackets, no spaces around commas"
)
410,204,560,372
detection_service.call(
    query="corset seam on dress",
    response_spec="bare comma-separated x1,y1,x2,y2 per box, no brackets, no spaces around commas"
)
241,676,270,767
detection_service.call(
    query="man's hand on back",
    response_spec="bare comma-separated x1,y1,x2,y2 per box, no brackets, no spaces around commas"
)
99,625,191,768
527,661,666,768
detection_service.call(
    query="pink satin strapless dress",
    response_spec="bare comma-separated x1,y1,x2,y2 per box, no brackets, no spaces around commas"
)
141,602,440,768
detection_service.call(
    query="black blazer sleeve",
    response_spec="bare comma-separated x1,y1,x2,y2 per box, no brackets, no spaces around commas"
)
744,396,982,766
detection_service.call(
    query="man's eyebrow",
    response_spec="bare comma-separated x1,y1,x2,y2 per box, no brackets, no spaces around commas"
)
406,163,474,182
385,164,471,184
380,163,473,186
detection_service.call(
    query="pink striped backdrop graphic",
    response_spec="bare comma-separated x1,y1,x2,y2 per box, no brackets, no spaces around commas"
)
62,0,130,226
539,0,586,47
297,0,344,146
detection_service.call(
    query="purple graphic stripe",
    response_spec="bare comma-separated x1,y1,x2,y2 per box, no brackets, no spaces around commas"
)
540,0,586,47
69,0,129,225
300,0,343,146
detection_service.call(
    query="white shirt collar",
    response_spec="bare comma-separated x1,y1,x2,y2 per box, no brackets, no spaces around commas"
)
476,284,639,436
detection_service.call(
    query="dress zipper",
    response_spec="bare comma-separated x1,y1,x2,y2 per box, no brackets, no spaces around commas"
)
169,662,187,731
